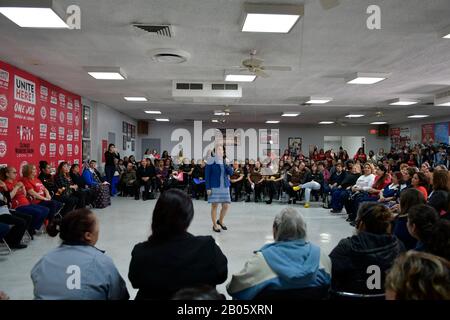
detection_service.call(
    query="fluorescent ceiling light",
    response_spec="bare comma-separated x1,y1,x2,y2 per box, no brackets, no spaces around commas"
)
371,122,387,125
408,115,429,119
0,0,68,28
345,114,365,118
144,110,161,114
124,97,147,102
212,119,219,123
436,102,450,106
84,67,127,80
241,3,304,33
155,118,169,122
319,121,334,124
281,112,300,117
347,72,389,85
435,90,450,106
306,97,333,104
443,33,450,39
214,111,230,116
225,74,256,82
389,98,419,106
265,120,280,124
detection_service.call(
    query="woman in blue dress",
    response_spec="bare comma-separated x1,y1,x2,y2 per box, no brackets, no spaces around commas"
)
205,145,233,233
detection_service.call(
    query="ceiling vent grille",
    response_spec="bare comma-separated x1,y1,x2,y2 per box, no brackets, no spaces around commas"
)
133,24,173,37
172,81,242,102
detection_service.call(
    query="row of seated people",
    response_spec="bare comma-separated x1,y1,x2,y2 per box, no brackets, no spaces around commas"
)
0,160,111,250
1,189,448,300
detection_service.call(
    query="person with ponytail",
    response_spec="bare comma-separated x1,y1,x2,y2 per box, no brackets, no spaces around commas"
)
128,189,228,300
31,209,129,300
406,204,439,252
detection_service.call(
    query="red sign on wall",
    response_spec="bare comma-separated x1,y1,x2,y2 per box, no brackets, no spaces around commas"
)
422,124,435,144
0,60,82,174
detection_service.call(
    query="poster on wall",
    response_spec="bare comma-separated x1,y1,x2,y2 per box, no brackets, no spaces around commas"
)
422,124,435,145
82,105,90,139
391,127,411,149
288,137,302,156
0,60,82,171
434,122,449,144
101,139,107,163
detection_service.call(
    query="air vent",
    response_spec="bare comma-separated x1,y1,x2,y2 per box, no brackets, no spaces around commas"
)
149,49,190,64
133,24,173,37
172,81,242,102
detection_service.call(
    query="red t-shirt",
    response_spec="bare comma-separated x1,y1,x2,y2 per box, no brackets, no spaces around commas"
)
415,186,428,200
4,180,30,209
22,177,46,204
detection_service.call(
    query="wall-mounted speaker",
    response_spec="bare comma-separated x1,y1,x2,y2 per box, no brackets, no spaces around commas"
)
137,120,149,135
378,124,389,137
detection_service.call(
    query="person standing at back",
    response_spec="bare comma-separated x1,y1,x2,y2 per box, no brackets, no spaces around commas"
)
104,144,120,195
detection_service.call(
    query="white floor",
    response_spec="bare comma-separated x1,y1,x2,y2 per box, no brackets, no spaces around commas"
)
0,196,353,300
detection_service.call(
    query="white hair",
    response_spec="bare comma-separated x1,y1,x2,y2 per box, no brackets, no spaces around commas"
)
273,208,307,241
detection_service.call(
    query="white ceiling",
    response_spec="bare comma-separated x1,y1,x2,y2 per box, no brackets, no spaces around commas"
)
1,0,450,125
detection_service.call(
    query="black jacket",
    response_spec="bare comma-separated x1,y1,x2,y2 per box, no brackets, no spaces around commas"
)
428,190,448,214
105,151,120,167
330,171,346,186
329,232,405,294
137,165,156,179
340,173,360,189
70,172,87,189
38,172,57,194
128,233,228,300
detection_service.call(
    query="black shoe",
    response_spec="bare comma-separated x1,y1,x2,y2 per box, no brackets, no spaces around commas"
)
217,220,228,230
11,244,27,249
135,195,140,200
345,217,352,222
331,209,342,214
293,199,297,204
349,221,357,227
265,199,272,204
245,196,251,202
255,198,259,203
212,226,221,233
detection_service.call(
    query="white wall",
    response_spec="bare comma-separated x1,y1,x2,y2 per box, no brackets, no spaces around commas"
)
82,98,137,170
136,122,389,160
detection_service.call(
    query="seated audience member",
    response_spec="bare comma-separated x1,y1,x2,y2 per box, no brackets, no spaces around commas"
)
0,190,29,249
229,160,244,202
81,160,110,206
330,163,361,213
393,189,426,250
264,163,284,205
70,164,95,207
325,162,346,195
54,162,85,214
378,171,401,206
298,163,323,208
128,155,137,169
329,203,404,294
406,204,439,252
118,162,137,196
385,251,450,300
155,160,169,192
134,158,156,200
172,286,225,300
22,164,63,222
0,166,49,236
346,164,391,225
38,161,57,194
427,169,448,216
400,166,415,192
425,220,450,261
128,189,228,300
192,160,207,200
245,161,264,203
227,208,331,300
31,209,129,300
411,172,429,200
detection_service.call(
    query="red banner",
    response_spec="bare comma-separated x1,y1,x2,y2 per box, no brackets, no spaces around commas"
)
0,60,82,175
422,124,435,144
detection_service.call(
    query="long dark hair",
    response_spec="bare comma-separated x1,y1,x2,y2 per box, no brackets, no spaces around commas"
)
56,161,68,176
373,165,389,189
408,204,438,244
149,189,194,244
400,188,426,216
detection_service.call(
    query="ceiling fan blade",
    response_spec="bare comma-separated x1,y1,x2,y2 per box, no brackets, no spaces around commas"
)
262,66,292,72
320,0,340,10
254,69,269,78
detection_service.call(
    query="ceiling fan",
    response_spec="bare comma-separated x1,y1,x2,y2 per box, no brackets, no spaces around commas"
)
230,50,292,78
319,0,340,10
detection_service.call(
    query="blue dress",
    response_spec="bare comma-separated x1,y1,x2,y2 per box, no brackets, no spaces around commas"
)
208,160,231,204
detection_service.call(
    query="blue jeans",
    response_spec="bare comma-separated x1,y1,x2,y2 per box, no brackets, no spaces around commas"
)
15,204,49,231
331,189,350,211
37,200,64,220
